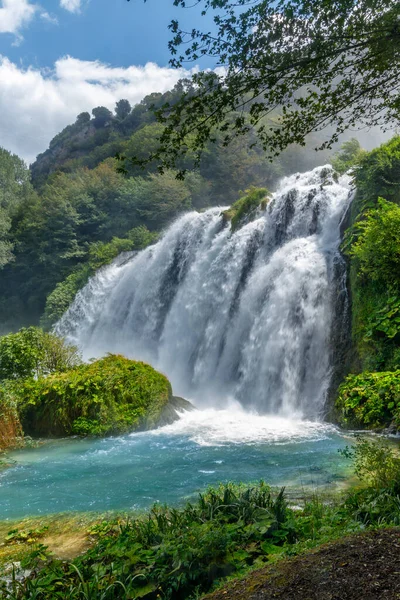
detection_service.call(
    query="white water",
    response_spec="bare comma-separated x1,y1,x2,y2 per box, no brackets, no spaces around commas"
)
56,165,351,418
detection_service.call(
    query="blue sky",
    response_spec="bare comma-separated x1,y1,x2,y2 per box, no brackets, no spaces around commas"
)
0,0,213,69
0,0,214,163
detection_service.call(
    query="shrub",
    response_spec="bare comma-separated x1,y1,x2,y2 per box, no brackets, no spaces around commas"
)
222,187,269,231
340,437,400,525
18,354,172,437
0,327,81,382
0,483,296,600
336,370,400,428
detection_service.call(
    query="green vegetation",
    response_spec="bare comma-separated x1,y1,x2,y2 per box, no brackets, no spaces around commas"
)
336,371,400,429
129,0,400,174
345,195,400,372
222,187,269,231
335,136,400,430
0,328,177,444
15,354,172,437
331,139,365,175
41,227,157,328
0,327,81,382
1,437,400,600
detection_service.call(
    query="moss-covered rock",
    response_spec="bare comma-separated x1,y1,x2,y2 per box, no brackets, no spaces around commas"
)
17,354,177,437
222,187,269,231
335,370,400,429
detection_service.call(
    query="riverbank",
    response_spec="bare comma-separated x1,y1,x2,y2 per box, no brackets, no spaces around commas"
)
204,528,400,600
1,436,399,599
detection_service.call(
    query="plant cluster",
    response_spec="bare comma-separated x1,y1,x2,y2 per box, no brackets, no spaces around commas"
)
336,370,400,429
17,354,172,437
222,187,269,231
339,136,400,383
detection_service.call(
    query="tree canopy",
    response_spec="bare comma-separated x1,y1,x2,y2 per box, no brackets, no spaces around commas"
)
130,0,400,172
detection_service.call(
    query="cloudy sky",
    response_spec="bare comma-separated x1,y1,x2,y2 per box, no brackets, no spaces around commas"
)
0,0,212,164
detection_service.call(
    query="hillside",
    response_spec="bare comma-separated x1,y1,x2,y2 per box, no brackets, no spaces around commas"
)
0,81,336,334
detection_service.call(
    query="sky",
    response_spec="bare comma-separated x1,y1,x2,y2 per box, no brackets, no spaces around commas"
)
0,0,214,164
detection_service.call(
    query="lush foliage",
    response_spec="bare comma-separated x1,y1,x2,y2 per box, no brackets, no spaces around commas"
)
223,187,269,231
0,327,81,382
126,0,400,173
0,483,315,599
342,137,400,373
17,354,172,437
349,198,400,286
341,437,400,525
336,371,400,428
0,148,35,270
331,139,365,175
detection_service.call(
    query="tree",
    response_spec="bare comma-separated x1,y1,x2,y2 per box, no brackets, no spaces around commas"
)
130,0,400,172
0,327,81,382
92,106,113,128
0,148,35,269
76,112,91,127
115,99,132,120
332,139,365,175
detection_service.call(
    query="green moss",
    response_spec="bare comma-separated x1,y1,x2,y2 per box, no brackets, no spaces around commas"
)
17,354,172,437
223,187,269,231
336,370,400,429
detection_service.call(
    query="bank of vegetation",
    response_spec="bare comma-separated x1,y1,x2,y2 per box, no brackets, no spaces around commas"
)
333,136,400,430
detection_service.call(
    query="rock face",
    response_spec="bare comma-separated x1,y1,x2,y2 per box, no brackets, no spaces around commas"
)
156,396,195,428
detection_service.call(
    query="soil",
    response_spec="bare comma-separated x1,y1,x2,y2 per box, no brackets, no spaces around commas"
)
205,529,400,600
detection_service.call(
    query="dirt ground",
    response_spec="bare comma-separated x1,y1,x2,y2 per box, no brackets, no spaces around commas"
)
205,529,400,600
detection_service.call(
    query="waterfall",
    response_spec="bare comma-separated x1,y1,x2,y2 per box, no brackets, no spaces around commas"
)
56,165,351,417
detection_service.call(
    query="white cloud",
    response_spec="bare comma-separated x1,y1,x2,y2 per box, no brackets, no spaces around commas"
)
59,0,81,13
0,55,194,164
0,0,37,36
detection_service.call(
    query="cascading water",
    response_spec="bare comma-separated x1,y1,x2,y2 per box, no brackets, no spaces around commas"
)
0,166,354,520
56,165,351,418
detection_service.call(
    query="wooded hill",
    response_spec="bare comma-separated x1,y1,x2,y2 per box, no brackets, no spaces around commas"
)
0,81,335,333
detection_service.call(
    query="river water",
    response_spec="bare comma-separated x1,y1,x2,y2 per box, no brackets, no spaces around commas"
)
1,408,350,520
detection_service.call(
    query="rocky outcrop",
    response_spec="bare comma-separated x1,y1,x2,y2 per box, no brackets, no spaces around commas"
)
156,396,195,428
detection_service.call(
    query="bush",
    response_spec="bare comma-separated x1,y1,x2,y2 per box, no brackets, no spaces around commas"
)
336,370,400,429
0,327,81,382
341,137,400,371
0,482,296,600
18,354,172,437
348,198,400,287
223,187,269,231
341,437,400,525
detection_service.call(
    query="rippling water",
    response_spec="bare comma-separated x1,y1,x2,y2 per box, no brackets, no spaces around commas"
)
1,408,350,520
